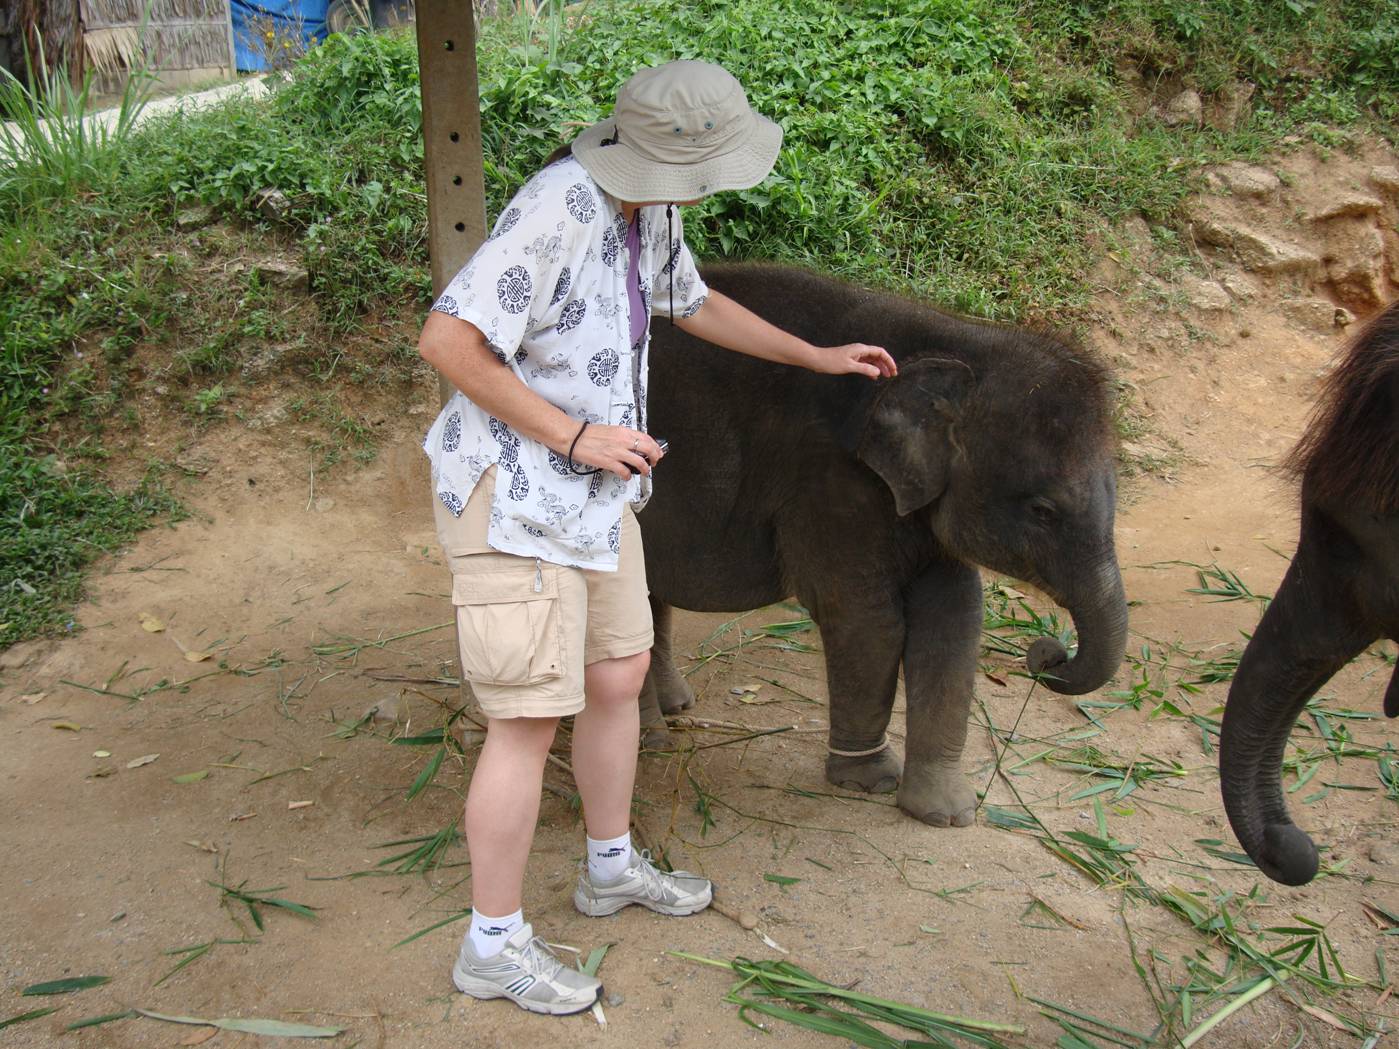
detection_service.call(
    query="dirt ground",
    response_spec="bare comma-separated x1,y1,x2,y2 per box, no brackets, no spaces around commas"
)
3,140,1398,1048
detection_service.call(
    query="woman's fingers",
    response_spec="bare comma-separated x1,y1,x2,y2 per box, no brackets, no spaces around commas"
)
573,426,662,478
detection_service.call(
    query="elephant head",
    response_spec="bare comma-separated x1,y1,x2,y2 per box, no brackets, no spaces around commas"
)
856,347,1127,696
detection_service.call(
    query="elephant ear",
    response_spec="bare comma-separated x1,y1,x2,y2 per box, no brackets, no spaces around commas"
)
856,357,973,516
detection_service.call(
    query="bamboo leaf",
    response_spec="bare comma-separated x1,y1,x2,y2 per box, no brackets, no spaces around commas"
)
22,975,111,995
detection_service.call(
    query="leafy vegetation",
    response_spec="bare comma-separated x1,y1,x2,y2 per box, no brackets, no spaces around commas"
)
1,0,1395,647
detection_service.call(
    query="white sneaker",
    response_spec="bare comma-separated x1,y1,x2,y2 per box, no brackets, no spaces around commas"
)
451,923,601,1016
573,849,713,917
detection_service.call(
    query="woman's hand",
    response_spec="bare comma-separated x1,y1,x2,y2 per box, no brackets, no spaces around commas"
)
568,424,665,480
810,343,898,380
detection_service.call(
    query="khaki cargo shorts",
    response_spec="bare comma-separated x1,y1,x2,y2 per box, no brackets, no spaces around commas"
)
432,466,653,719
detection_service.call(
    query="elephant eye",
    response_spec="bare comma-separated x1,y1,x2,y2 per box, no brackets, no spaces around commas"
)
1029,498,1058,523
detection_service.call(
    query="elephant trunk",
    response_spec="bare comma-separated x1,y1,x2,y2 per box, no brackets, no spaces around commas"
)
1219,545,1370,886
1026,554,1128,697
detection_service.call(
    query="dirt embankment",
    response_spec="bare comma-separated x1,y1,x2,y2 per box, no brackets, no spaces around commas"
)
1,138,1398,1048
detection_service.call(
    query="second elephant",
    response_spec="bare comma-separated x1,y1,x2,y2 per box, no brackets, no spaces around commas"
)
636,264,1127,827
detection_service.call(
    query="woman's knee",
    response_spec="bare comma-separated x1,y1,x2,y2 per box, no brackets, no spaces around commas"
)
585,650,651,703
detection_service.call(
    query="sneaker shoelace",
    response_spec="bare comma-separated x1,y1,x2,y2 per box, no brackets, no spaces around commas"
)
633,849,669,900
516,936,564,980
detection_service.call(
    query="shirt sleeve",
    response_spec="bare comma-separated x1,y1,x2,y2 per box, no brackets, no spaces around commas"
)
652,206,709,320
429,180,572,363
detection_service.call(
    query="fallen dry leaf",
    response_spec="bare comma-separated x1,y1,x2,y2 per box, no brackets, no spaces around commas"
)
126,753,160,769
288,800,314,810
184,839,219,853
51,721,81,732
1299,1004,1351,1033
138,612,165,633
228,811,257,822
91,765,116,778
19,692,46,705
184,649,213,663
730,684,762,695
92,750,111,758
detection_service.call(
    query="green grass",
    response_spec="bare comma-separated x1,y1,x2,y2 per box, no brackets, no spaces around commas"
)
1,0,1395,649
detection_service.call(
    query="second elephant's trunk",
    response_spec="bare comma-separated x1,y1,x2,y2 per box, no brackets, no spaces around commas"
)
1219,533,1372,886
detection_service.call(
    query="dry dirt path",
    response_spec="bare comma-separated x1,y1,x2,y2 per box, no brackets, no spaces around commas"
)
2,141,1398,1048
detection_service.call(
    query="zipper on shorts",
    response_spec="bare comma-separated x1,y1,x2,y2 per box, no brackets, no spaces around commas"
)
534,558,543,593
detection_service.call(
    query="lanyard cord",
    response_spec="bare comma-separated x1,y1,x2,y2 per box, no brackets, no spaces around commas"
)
666,203,675,326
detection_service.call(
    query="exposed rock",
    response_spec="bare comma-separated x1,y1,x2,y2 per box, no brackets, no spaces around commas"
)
313,496,336,513
1207,80,1255,132
242,347,287,381
1161,88,1203,127
1280,298,1346,334
1179,274,1231,312
1190,215,1320,275
175,205,214,231
1370,165,1399,198
606,993,624,1008
1207,162,1281,199
1369,841,1399,866
1324,227,1387,311
1307,192,1385,222
1219,272,1260,301
253,187,291,221
1335,307,1356,327
252,259,309,293
244,402,289,429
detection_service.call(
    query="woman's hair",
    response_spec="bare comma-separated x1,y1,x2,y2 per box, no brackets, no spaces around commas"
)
542,141,574,166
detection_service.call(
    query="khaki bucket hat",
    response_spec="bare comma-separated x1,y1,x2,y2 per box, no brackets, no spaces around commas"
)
572,60,783,203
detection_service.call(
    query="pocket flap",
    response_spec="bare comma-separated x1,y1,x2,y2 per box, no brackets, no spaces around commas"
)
452,565,557,605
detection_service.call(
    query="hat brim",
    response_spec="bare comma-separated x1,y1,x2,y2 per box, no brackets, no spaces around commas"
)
572,114,783,203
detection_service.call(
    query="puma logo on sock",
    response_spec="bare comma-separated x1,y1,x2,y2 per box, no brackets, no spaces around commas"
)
597,847,627,858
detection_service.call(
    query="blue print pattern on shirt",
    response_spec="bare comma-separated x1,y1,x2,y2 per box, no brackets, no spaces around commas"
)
507,467,530,501
492,207,521,239
497,265,532,314
439,489,464,516
565,184,596,223
433,293,458,315
587,349,620,387
555,298,586,334
551,267,571,305
442,410,462,452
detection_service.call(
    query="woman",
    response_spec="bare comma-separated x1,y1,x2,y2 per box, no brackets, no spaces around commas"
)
418,59,895,1016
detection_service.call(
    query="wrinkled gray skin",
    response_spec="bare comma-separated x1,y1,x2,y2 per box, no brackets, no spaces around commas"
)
1219,501,1399,884
635,264,1127,827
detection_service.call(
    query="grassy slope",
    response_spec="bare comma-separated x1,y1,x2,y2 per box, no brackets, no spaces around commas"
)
1,0,1395,646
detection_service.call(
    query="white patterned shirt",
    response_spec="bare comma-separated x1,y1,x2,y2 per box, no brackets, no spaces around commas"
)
422,156,709,571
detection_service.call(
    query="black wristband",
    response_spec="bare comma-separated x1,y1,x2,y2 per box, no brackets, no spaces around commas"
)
567,420,600,476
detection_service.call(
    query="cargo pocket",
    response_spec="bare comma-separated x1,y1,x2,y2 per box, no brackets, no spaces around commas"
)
451,563,564,686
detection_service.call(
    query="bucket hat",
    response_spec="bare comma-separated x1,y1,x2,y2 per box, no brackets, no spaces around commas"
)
572,61,783,203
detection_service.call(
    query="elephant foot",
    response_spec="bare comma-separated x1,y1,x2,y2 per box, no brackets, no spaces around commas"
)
897,765,976,828
641,722,677,752
825,747,902,794
656,674,695,715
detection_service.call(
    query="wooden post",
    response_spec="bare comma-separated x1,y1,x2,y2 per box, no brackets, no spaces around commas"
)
416,2,488,707
415,0,488,408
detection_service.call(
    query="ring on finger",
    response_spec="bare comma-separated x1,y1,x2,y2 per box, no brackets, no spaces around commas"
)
631,437,640,451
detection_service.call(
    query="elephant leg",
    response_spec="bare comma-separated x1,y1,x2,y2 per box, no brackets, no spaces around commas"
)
895,560,981,828
1221,522,1375,885
813,600,905,794
648,599,695,714
639,599,692,751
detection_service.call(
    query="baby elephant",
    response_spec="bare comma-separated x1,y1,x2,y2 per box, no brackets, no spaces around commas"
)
636,263,1127,828
1221,301,1399,885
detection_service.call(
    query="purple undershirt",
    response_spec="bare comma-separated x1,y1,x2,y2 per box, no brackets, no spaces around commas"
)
625,212,646,350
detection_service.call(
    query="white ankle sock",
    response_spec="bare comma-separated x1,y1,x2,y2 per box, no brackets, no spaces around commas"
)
468,908,523,959
587,832,633,883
